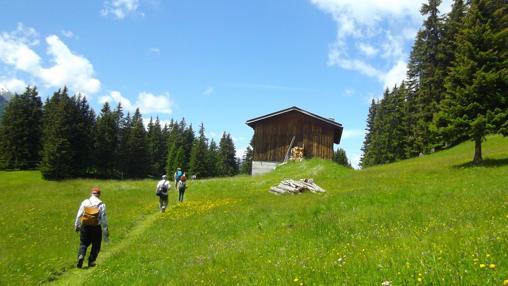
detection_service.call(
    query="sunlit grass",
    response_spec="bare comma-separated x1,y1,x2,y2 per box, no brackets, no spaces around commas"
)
1,135,507,285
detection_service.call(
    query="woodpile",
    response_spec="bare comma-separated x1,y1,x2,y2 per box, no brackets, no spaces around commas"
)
269,178,326,195
290,146,304,161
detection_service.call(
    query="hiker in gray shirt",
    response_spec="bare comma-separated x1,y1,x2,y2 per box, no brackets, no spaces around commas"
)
74,187,109,268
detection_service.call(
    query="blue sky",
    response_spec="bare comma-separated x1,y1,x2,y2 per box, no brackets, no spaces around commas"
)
0,0,452,168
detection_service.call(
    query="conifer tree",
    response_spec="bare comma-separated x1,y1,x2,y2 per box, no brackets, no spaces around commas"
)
333,148,352,168
69,95,96,176
147,117,165,176
217,132,238,176
206,139,219,177
189,123,209,178
40,88,75,179
360,99,378,168
0,86,42,169
240,136,254,174
116,110,131,179
125,108,149,178
435,0,507,164
94,102,118,177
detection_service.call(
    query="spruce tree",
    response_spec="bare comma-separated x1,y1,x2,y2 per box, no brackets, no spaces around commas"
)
333,148,352,168
125,108,149,178
217,132,238,176
94,102,118,177
360,99,378,168
435,0,507,164
69,95,96,176
206,139,219,177
40,88,75,179
189,123,209,178
240,136,254,174
147,117,165,176
0,86,42,169
117,110,131,179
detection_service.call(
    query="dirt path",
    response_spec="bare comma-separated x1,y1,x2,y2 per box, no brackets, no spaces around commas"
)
50,209,161,286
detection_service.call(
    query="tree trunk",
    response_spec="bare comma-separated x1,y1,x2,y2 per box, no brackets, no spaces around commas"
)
473,137,482,165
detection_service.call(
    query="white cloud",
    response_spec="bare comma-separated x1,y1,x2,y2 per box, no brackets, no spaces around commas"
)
148,47,160,55
350,152,362,170
202,87,214,96
0,78,27,94
358,43,378,57
100,90,173,115
383,60,407,89
38,35,101,94
344,89,354,97
101,0,140,19
100,90,133,110
236,148,246,159
0,24,101,95
342,129,365,139
136,91,172,114
61,30,76,39
311,0,450,89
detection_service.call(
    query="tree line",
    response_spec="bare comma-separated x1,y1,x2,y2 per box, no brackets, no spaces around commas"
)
0,86,245,179
361,0,507,168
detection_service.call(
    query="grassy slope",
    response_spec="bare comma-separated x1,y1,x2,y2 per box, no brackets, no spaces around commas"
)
1,136,507,285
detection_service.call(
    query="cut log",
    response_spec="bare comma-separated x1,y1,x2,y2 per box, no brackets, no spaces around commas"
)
269,178,326,195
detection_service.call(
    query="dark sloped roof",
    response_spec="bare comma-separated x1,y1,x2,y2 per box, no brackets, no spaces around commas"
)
246,106,343,144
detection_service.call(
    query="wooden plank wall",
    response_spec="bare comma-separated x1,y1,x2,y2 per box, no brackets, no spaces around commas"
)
253,111,335,161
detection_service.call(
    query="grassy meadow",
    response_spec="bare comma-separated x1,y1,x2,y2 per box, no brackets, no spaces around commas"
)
0,135,507,285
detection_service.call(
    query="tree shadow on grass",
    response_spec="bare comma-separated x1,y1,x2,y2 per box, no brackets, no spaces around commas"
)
453,158,508,169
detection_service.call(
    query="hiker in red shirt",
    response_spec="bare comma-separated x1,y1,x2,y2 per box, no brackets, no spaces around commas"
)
74,187,109,268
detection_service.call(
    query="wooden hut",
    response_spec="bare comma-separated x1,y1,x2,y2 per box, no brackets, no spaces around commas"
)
246,106,343,175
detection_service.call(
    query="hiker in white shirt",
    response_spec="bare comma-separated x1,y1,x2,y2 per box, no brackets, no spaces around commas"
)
156,175,171,212
74,187,109,268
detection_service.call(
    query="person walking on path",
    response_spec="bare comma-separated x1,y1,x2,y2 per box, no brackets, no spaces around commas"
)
74,187,109,268
174,167,183,188
177,173,187,202
156,175,171,212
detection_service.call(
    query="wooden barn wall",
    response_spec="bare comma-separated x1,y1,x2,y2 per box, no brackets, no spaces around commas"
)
252,111,335,161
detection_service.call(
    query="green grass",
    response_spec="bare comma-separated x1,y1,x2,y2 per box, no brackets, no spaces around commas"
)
1,135,507,285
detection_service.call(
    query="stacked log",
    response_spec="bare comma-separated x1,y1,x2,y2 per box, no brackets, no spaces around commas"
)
290,146,304,161
269,178,326,195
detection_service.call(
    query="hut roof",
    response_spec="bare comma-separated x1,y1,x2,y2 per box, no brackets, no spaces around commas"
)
246,106,344,144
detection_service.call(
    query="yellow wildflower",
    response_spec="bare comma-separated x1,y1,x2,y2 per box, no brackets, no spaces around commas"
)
503,279,508,286
489,264,496,269
480,264,486,269
294,278,299,282
417,277,422,282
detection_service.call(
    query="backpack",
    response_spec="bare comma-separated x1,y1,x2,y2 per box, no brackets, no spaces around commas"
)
175,170,183,181
178,181,186,191
157,181,169,196
81,200,102,226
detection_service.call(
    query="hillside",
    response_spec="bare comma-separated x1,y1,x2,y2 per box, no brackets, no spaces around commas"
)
0,136,507,285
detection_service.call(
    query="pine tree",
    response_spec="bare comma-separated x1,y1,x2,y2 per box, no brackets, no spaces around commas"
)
240,136,254,174
125,108,149,178
333,148,352,168
435,0,507,164
189,123,209,178
360,99,378,168
147,117,165,176
206,139,219,177
217,132,238,176
94,102,118,177
116,110,131,179
0,86,43,169
40,88,75,179
69,95,96,176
